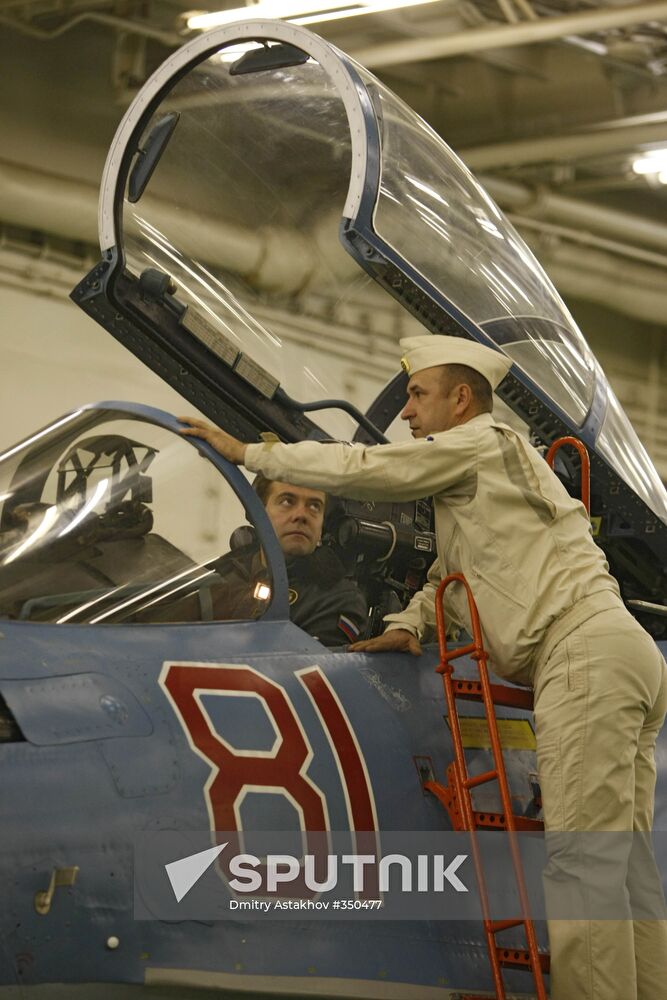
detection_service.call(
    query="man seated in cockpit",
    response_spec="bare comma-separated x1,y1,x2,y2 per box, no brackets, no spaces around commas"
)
209,474,368,646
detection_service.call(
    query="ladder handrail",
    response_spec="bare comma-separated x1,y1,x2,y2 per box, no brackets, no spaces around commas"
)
545,435,590,514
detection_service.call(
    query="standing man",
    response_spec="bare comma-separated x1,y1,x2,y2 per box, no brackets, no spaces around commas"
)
180,334,667,1000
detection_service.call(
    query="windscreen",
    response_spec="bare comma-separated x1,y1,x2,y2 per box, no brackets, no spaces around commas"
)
0,409,273,624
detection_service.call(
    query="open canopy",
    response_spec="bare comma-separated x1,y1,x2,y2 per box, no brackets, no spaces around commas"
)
74,19,666,533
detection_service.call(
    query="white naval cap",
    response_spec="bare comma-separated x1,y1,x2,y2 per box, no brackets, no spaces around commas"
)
399,335,512,390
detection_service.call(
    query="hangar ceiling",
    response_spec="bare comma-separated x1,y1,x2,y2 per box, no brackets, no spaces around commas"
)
1,0,666,475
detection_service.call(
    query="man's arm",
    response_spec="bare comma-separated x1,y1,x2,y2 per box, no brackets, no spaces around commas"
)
179,418,477,504
350,558,442,656
179,417,248,465
300,580,369,647
348,629,423,656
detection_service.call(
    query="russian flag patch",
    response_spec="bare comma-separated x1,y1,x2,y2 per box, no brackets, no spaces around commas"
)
337,615,360,642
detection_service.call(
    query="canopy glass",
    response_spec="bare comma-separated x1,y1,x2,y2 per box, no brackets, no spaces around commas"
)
102,22,666,522
120,37,396,441
0,408,274,625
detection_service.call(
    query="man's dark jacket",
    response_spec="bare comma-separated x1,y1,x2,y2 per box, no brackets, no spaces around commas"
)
209,542,367,646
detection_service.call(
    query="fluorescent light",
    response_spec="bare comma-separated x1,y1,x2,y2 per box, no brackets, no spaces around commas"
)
632,149,667,175
293,0,441,24
659,170,667,185
187,0,441,31
187,1,353,30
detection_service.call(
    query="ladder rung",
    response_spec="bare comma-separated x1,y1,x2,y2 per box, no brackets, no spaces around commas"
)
438,641,478,665
452,677,534,710
473,811,544,832
496,946,551,974
464,769,497,788
490,918,524,932
459,996,499,1000
513,816,544,831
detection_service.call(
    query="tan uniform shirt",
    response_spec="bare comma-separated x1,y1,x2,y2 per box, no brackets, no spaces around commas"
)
246,413,621,684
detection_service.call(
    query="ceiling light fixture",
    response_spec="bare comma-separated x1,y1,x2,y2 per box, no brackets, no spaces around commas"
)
632,149,667,175
186,0,441,32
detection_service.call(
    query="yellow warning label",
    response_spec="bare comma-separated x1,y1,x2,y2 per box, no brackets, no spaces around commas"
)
448,717,536,751
590,515,602,537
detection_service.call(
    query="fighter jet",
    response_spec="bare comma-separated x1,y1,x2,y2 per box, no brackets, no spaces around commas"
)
0,19,664,1000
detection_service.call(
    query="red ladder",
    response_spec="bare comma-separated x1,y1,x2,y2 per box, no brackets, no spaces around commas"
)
424,573,549,1000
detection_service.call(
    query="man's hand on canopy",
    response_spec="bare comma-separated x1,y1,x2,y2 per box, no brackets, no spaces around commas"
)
349,628,422,656
179,417,247,465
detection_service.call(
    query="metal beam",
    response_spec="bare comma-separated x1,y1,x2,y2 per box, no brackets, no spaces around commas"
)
353,1,667,67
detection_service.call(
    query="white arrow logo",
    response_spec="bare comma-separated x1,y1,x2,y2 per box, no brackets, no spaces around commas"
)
165,843,227,902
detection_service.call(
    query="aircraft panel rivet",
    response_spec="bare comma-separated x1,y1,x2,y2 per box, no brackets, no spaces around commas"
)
106,936,120,950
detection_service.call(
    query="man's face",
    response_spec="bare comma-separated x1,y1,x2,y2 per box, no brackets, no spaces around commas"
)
400,365,459,438
264,482,326,558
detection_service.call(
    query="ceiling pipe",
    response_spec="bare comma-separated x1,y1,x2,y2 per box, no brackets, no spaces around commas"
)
509,213,667,269
0,159,356,296
537,254,667,326
3,159,667,325
460,121,667,170
482,174,667,254
8,157,667,277
0,161,100,246
353,0,667,67
0,11,180,46
537,240,667,297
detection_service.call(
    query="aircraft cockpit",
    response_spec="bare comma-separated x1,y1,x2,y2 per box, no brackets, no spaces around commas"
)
0,405,277,626
0,403,435,634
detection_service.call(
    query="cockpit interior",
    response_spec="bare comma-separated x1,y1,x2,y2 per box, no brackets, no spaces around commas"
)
0,404,435,636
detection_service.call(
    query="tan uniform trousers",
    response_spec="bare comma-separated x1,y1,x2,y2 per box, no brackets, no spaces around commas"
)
533,606,667,1000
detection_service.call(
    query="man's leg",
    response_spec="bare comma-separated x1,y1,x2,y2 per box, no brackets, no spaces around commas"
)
533,608,667,1000
630,651,667,1000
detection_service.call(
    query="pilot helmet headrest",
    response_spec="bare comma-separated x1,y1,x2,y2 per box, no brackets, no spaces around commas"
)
399,335,512,390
